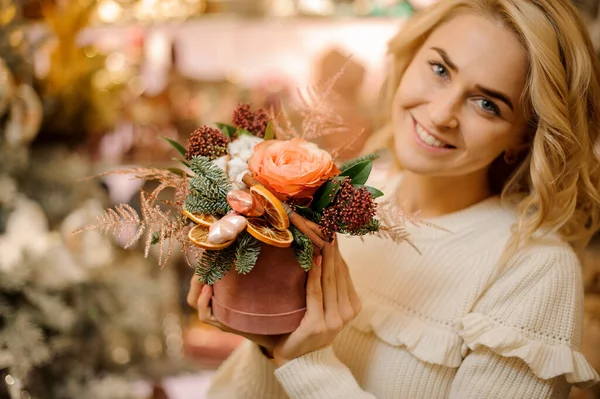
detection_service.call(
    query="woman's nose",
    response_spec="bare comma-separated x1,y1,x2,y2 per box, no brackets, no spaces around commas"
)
428,90,460,130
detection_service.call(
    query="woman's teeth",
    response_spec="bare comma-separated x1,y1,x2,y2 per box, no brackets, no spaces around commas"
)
416,124,450,148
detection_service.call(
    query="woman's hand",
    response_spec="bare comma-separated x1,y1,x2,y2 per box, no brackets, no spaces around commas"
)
269,239,362,365
187,238,362,366
187,275,280,351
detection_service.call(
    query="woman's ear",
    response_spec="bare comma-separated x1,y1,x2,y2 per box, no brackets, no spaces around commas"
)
503,139,531,166
509,123,535,159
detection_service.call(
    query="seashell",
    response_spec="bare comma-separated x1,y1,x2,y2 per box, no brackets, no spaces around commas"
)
226,189,265,217
221,213,247,234
207,220,238,244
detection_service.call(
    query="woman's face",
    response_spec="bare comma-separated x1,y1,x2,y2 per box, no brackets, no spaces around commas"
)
393,13,530,179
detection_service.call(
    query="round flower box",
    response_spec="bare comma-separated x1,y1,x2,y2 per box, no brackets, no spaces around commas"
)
81,101,404,342
211,244,307,335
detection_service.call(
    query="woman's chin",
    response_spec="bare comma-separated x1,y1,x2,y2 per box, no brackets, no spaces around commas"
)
397,160,439,176
396,151,442,175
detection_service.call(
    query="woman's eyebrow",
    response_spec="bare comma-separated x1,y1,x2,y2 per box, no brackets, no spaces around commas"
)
476,85,514,111
431,47,458,72
431,47,515,111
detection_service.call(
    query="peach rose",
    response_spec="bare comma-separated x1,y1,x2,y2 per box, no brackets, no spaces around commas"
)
248,138,339,200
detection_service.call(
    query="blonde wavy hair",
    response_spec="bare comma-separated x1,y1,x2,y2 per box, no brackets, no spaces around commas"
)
366,0,600,252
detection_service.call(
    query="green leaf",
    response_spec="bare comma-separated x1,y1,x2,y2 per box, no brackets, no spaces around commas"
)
216,123,236,138
174,158,191,168
264,121,275,140
167,167,191,177
340,160,372,185
162,137,187,157
359,185,384,199
295,206,317,222
311,176,346,213
236,128,253,137
339,152,380,172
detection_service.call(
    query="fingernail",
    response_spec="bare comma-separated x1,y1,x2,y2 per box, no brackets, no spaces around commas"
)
316,255,322,267
201,285,209,294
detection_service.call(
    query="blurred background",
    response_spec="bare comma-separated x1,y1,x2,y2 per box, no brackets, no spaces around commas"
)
0,0,599,398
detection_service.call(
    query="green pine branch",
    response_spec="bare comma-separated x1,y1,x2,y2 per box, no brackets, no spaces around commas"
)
190,174,229,200
344,217,380,236
234,232,261,274
196,244,237,285
186,155,233,216
340,152,380,172
291,227,313,271
184,193,231,216
189,156,232,189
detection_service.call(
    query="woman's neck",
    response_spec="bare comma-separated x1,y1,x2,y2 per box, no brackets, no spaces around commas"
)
396,170,492,218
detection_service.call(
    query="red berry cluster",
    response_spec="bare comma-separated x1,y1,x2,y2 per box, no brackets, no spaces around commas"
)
319,178,376,238
232,103,270,138
186,126,230,160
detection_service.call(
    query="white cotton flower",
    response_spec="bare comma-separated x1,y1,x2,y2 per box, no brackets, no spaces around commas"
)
233,170,250,189
227,157,249,189
238,148,256,163
212,155,229,173
228,135,263,163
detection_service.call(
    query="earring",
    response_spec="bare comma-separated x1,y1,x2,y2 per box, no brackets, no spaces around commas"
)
504,150,517,165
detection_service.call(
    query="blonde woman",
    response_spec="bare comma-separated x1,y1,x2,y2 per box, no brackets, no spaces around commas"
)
187,0,600,397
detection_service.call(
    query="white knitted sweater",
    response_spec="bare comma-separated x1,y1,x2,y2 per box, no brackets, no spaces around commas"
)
206,190,599,398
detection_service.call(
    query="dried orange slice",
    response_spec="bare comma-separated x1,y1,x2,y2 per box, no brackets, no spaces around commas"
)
249,185,290,231
246,218,293,248
188,224,235,250
183,209,218,227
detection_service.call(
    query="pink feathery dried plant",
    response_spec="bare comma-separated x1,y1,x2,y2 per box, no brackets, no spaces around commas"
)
74,168,199,268
267,58,368,161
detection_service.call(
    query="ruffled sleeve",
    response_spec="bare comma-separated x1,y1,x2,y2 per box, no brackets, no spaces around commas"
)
206,339,287,398
454,240,599,396
350,298,466,368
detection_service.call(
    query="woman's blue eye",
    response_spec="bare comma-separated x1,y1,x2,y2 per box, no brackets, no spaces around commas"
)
476,98,500,116
429,62,448,78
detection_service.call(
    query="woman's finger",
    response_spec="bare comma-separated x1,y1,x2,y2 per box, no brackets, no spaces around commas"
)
313,244,322,267
304,219,329,241
334,246,353,322
196,284,217,323
334,239,361,315
322,241,343,331
321,241,338,313
187,275,203,308
195,285,249,336
305,254,324,318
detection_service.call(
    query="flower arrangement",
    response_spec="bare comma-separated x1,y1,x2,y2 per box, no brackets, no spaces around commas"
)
78,74,415,287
